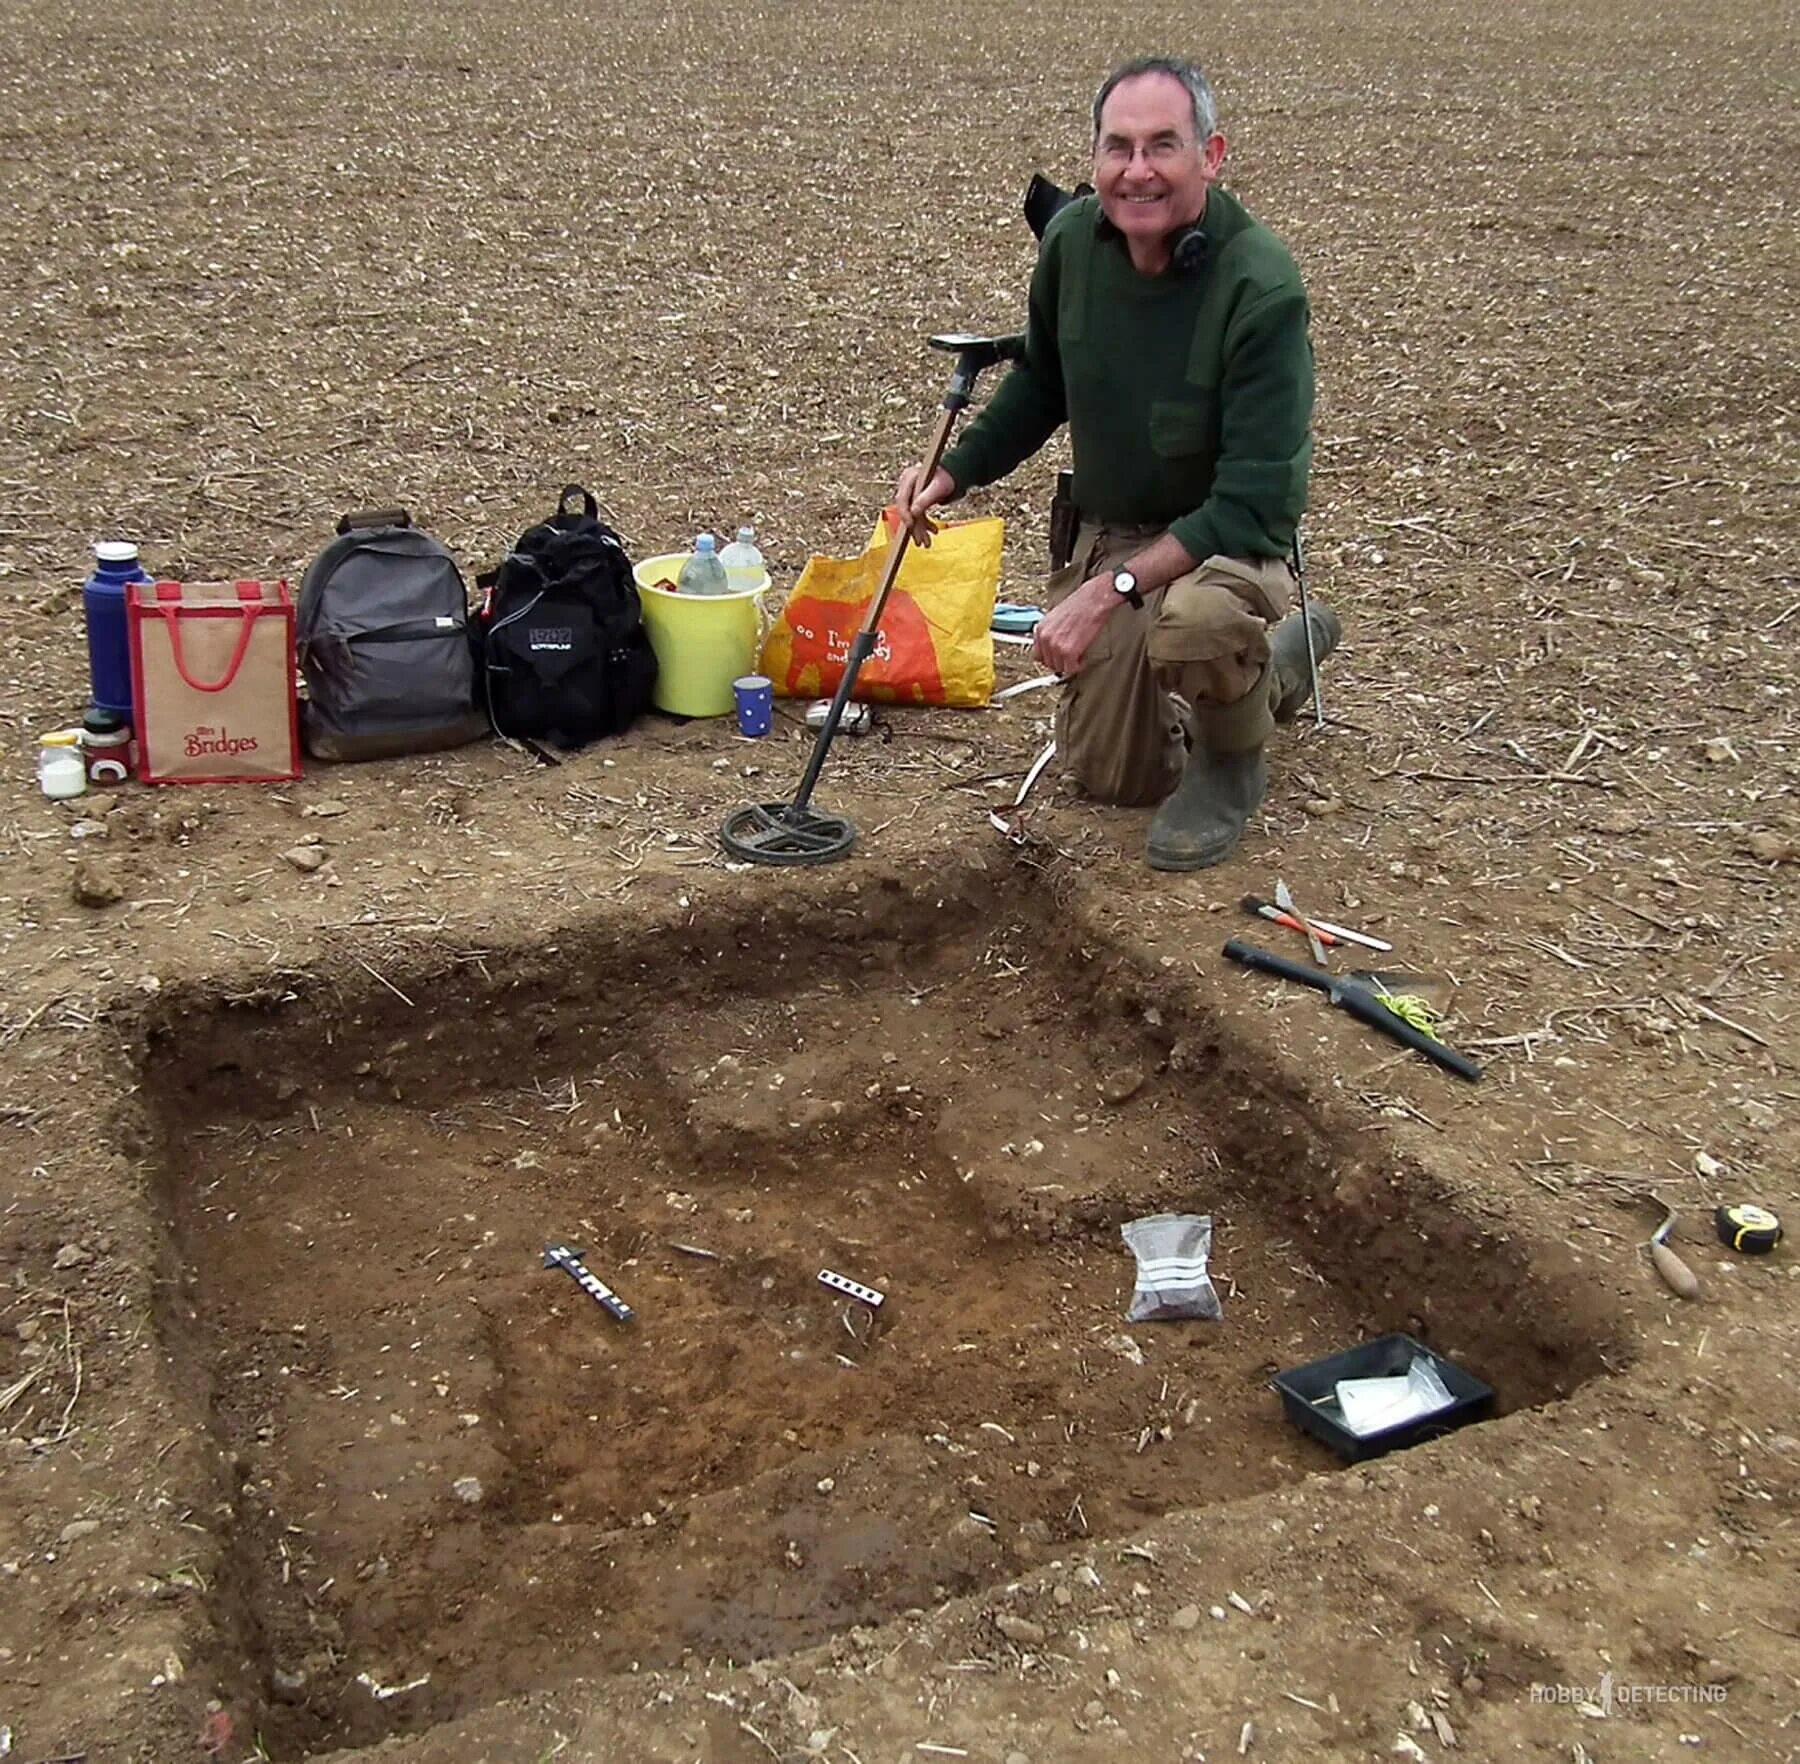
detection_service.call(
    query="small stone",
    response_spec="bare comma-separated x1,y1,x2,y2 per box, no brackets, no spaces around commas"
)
1694,1151,1726,1180
1699,737,1739,766
53,1243,92,1269
451,1476,483,1504
1301,796,1342,817
1053,1585,1073,1607
816,1477,836,1494
282,845,328,873
68,818,109,839
271,1666,308,1701
304,800,350,817
1006,1753,1032,1764
1170,1605,1201,1630
59,1519,101,1543
1210,1605,1227,1620
994,1613,1045,1645
1099,1065,1145,1106
1744,830,1795,863
71,855,126,907
16,1319,42,1343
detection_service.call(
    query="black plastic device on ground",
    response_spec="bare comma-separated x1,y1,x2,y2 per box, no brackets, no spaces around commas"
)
1271,1333,1496,1463
1223,938,1482,1082
1715,1203,1782,1254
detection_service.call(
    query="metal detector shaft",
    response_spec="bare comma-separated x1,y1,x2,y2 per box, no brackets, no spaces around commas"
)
723,332,1022,865
787,402,960,812
787,333,1020,812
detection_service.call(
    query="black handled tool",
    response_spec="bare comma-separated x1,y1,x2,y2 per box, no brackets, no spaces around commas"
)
1223,938,1482,1082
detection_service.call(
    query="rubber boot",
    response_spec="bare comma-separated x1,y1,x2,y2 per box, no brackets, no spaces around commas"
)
1145,743,1268,871
1271,601,1343,723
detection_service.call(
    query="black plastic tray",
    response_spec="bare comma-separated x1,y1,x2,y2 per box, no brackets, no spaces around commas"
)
1271,1332,1496,1463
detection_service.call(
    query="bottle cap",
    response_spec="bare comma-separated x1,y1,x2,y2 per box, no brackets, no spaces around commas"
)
694,534,716,552
83,706,127,736
737,526,756,542
94,541,139,564
40,730,81,748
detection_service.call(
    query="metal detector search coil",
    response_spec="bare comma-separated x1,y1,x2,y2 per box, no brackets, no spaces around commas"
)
818,1268,885,1309
544,1243,634,1323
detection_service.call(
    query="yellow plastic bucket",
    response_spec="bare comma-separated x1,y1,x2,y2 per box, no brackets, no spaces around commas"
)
633,553,772,717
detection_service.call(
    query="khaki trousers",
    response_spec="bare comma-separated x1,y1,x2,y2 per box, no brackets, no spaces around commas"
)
1047,521,1294,807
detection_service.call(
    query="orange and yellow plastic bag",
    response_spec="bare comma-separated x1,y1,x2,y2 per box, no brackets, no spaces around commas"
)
758,509,1001,707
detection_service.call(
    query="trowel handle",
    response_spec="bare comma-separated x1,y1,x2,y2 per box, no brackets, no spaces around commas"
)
1650,1239,1701,1300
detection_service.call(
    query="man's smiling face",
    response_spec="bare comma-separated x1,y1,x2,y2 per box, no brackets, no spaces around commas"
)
1093,71,1226,265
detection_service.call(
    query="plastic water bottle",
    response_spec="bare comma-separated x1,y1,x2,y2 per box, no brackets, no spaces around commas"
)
677,533,729,596
719,525,766,594
83,541,152,719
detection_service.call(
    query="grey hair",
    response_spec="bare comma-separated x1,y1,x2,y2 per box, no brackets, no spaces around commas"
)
1092,56,1218,142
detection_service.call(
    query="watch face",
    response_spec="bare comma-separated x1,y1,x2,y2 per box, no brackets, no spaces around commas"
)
1114,570,1137,594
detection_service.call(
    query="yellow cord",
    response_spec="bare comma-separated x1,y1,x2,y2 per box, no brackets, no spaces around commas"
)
1371,984,1444,1043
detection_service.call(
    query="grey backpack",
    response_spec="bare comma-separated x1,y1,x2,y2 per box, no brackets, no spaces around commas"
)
297,509,490,762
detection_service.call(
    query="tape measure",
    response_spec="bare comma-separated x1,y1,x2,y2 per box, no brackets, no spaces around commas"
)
1714,1204,1782,1255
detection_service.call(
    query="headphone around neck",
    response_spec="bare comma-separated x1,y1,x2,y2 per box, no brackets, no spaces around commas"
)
1169,219,1210,275
1090,206,1211,275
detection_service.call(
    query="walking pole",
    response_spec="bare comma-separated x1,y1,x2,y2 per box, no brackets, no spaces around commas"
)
1291,529,1324,728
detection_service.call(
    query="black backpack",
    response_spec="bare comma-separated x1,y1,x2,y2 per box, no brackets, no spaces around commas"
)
296,508,490,762
474,486,657,749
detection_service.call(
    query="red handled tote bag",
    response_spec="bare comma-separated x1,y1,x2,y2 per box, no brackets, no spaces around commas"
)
127,580,301,784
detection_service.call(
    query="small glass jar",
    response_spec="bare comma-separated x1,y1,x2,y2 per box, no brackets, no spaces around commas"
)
80,706,133,786
39,735,88,799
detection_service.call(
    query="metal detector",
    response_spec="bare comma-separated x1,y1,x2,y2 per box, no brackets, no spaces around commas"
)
720,331,1024,866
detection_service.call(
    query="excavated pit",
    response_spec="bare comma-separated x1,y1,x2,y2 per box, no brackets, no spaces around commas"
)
138,876,1616,1755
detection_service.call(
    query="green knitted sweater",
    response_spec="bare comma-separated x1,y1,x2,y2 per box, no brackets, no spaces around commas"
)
939,186,1313,563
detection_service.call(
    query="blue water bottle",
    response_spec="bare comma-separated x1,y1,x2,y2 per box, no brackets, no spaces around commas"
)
84,541,151,719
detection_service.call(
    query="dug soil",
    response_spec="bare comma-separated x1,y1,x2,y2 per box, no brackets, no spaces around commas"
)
1,0,1795,1761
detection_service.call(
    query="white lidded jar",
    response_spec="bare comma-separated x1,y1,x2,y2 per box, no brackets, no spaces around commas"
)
39,733,88,799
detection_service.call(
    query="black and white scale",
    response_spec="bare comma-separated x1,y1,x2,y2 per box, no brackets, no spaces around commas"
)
543,1243,634,1323
543,1246,886,1325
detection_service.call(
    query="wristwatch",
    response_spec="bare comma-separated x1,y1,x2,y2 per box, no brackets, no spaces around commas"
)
1111,568,1144,610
